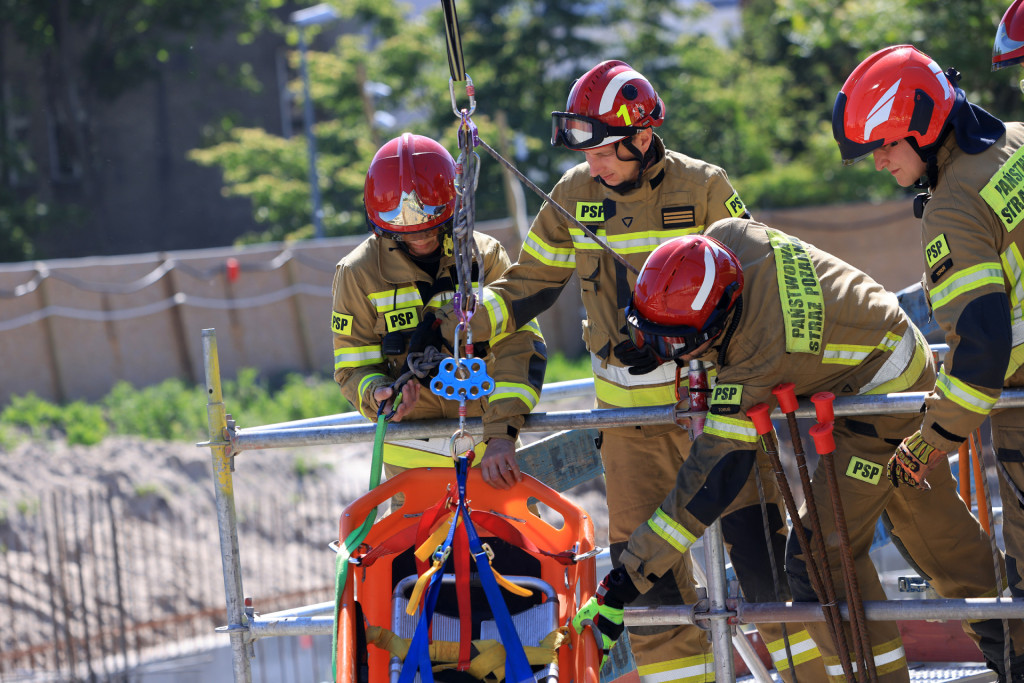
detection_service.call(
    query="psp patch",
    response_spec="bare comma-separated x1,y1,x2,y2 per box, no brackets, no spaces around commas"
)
710,384,743,415
575,202,605,222
925,234,953,282
725,192,747,218
384,307,420,333
662,206,696,229
331,311,354,336
846,456,882,485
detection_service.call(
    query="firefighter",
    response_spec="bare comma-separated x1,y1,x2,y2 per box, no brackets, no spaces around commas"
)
433,61,825,682
331,133,547,505
994,0,1024,83
834,45,1024,678
579,222,1017,682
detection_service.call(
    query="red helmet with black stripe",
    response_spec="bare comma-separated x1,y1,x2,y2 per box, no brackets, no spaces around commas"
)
551,60,664,151
364,133,456,241
833,45,958,165
624,235,743,362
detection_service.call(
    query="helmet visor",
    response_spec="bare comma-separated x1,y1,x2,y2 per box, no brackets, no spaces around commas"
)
377,189,450,227
551,111,635,150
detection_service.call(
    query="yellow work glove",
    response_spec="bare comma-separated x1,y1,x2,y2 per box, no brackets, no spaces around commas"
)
887,430,945,490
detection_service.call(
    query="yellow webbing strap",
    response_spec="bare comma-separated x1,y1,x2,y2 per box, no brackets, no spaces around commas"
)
407,559,444,616
414,513,456,563
366,626,569,680
491,568,533,597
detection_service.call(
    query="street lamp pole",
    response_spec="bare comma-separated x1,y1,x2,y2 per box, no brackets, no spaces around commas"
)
290,4,339,240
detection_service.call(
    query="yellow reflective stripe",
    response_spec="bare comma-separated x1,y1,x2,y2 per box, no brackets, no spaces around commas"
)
355,373,388,418
334,344,383,369
569,227,699,255
1009,343,1024,380
490,318,543,347
929,262,1003,309
594,375,677,407
523,232,575,268
863,326,928,395
936,369,998,415
383,440,487,467
425,292,454,309
647,508,697,554
877,330,900,351
637,653,714,683
823,638,905,680
768,629,820,670
1001,243,1024,309
480,287,510,336
704,414,759,442
491,382,540,410
821,342,874,365
368,286,422,312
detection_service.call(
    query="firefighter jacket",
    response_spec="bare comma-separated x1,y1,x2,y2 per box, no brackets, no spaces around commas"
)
440,135,749,413
331,232,546,466
619,218,933,593
917,122,1024,452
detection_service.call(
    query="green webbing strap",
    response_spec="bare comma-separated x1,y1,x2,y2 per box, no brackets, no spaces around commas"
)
332,409,388,679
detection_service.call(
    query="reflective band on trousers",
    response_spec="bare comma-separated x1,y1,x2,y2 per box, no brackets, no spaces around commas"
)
768,629,821,670
824,642,905,679
383,436,486,467
637,653,715,683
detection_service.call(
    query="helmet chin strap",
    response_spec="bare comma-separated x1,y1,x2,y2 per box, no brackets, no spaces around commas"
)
597,134,655,192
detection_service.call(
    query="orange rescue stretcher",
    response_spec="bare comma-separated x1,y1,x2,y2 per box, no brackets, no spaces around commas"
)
336,466,602,683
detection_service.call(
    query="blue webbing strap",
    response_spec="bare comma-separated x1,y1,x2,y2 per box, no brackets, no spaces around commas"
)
398,456,534,683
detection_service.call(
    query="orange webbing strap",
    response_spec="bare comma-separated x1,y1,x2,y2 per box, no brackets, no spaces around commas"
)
959,441,972,508
366,625,569,679
970,430,991,534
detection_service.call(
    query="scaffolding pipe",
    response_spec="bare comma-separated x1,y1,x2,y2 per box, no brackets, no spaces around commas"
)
228,389,1024,452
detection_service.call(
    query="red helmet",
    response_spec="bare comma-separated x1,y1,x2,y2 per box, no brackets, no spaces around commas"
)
833,45,958,165
994,0,1024,71
364,133,456,240
551,60,664,150
625,235,743,361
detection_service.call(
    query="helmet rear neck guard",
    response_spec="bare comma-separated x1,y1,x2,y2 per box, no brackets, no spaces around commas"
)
833,45,959,165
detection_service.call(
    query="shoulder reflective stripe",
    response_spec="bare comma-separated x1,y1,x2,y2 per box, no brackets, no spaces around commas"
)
334,344,384,369
491,382,540,409
936,369,998,415
766,230,825,354
822,342,874,365
383,439,487,467
523,233,575,268
929,262,1004,309
368,286,422,312
767,630,820,670
862,326,927,395
480,288,509,335
704,414,759,442
520,319,544,338
980,144,1024,233
637,654,715,683
647,508,697,554
594,376,677,407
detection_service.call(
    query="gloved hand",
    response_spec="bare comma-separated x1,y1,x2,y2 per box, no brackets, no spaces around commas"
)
572,567,640,668
887,430,945,490
613,338,661,375
409,312,450,355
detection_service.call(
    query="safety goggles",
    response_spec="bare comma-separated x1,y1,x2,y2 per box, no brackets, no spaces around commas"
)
624,304,708,362
550,111,636,150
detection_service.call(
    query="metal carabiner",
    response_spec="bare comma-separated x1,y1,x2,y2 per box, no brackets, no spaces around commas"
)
449,74,477,119
377,386,402,422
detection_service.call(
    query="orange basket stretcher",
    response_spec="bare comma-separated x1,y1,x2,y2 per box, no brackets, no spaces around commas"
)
335,466,601,683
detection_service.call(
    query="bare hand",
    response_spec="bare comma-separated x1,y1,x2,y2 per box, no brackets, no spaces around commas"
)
373,381,421,421
481,438,520,489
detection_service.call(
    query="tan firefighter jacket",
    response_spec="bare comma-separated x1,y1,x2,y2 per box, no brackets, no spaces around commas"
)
619,218,934,593
331,232,546,467
917,122,1024,452
439,135,749,415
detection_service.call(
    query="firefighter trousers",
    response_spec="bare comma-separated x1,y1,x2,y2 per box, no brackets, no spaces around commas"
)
786,407,1024,682
603,425,827,682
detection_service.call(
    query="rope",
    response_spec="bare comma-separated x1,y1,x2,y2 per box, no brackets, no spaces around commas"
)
440,0,466,83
